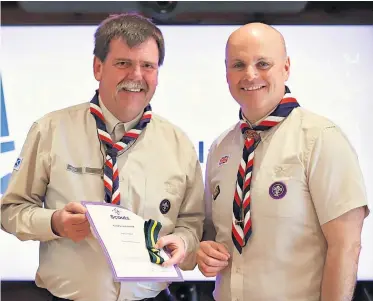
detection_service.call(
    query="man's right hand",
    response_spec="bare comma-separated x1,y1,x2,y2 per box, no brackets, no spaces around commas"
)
197,241,230,277
51,202,91,242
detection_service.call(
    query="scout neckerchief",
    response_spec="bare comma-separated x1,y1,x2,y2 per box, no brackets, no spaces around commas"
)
232,86,300,254
90,91,152,205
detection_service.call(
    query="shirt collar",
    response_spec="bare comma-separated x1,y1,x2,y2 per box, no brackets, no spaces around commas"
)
98,95,142,138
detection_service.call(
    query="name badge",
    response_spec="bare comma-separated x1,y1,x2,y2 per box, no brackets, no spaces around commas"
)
66,164,102,175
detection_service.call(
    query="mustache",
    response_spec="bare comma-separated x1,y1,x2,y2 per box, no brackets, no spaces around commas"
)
116,80,148,92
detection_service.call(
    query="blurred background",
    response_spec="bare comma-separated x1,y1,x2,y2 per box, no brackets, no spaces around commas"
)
1,1,373,301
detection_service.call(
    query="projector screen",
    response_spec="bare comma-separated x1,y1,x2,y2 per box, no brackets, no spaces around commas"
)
1,25,372,281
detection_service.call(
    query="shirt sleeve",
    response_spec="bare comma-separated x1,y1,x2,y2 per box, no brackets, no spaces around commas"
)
1,121,60,242
173,145,205,271
307,125,370,225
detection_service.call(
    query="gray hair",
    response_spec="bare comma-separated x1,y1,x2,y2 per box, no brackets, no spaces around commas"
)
94,13,165,66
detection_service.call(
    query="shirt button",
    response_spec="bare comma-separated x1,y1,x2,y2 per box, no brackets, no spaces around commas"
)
236,267,241,273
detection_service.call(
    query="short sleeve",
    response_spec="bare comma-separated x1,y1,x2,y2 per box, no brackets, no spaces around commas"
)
307,126,369,225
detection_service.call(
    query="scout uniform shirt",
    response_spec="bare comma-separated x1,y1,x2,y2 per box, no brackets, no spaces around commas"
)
204,107,369,301
1,99,204,301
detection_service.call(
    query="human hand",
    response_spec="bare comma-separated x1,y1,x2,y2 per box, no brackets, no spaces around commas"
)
197,241,230,277
155,234,186,267
51,202,90,242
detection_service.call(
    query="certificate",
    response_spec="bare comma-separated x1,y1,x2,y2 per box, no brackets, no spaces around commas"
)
82,201,183,282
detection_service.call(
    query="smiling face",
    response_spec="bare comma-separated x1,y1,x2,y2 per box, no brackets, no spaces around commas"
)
93,37,159,122
225,23,290,123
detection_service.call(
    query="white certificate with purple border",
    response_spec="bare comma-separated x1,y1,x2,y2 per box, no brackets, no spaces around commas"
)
82,201,183,282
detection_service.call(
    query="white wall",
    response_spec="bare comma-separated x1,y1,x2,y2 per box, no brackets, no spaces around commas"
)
1,24,372,281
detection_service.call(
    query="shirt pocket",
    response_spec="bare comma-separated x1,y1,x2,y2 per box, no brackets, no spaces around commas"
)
119,171,146,215
143,177,185,235
48,159,104,206
253,163,307,218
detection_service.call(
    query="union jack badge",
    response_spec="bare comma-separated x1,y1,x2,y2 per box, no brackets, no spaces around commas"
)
218,155,229,166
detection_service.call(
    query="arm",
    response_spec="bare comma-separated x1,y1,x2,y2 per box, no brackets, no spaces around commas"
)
307,126,369,301
1,122,59,242
321,207,365,301
172,148,205,270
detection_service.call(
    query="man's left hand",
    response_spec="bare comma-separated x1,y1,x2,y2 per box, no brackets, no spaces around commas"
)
155,234,186,267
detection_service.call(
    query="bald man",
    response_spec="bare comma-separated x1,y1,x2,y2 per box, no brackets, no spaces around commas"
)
196,23,369,301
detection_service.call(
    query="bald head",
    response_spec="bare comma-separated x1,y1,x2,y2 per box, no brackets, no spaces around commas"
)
226,22,287,60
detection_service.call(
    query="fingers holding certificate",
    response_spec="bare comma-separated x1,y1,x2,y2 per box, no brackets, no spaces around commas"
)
155,234,186,268
81,201,183,282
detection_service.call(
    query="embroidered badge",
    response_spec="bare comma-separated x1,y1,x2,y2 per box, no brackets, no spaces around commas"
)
213,185,220,200
269,182,287,199
218,155,229,166
159,199,171,214
13,157,23,171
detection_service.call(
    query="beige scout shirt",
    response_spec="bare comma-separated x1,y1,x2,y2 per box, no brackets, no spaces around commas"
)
204,107,369,301
1,99,204,301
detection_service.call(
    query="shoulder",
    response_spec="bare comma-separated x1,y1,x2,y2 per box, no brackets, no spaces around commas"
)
290,108,358,167
150,113,195,147
37,102,89,123
34,103,89,132
209,122,240,154
289,107,345,148
292,107,337,132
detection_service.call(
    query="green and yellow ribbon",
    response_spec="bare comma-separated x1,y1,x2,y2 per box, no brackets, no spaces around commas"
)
144,219,165,265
